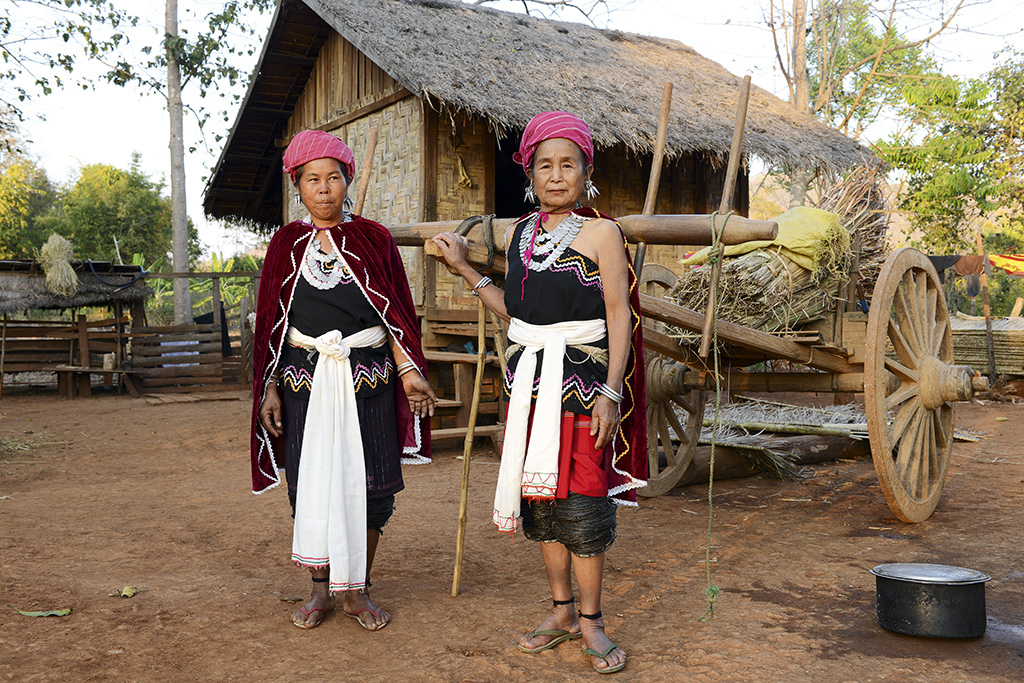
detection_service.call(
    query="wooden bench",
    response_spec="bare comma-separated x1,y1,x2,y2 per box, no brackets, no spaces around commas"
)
49,365,142,399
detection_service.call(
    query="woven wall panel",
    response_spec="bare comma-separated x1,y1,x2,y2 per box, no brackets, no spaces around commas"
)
435,114,491,221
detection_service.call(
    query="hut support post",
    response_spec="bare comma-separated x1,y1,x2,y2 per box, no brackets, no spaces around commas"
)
452,299,487,598
700,75,752,359
0,313,6,399
354,127,378,215
633,81,673,277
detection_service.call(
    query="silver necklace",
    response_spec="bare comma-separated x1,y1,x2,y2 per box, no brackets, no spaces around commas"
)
300,237,351,290
519,211,587,272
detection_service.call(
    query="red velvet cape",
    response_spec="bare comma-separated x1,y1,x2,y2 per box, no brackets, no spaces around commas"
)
581,207,648,502
249,217,431,494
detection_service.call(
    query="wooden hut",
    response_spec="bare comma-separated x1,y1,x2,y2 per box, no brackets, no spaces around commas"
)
204,0,869,308
0,260,150,397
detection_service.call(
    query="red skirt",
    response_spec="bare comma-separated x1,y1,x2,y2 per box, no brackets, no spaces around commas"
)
521,408,611,499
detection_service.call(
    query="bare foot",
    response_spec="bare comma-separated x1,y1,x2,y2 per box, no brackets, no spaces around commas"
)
342,589,390,631
580,615,626,672
518,601,581,652
291,586,334,629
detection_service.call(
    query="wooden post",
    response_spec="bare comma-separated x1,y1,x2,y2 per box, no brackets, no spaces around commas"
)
76,313,91,398
212,277,223,330
700,75,752,359
974,231,997,383
452,299,488,597
354,127,379,216
1011,296,1023,318
633,82,673,277
0,313,6,399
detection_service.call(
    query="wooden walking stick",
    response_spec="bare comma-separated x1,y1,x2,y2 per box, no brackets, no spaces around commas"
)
633,81,674,278
452,297,488,597
699,75,752,359
353,127,378,216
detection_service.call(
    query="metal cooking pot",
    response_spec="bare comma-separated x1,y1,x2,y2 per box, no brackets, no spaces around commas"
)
870,563,991,638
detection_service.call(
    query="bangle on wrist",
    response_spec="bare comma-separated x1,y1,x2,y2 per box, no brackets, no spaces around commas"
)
470,274,492,297
396,361,418,377
597,383,624,405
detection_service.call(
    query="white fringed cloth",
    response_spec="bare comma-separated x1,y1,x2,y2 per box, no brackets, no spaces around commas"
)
493,317,607,533
286,324,387,593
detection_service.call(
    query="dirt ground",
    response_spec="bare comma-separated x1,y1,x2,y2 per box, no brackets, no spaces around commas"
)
1,389,1022,682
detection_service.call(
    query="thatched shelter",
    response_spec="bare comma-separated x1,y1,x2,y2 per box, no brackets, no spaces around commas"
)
204,0,871,309
0,260,151,316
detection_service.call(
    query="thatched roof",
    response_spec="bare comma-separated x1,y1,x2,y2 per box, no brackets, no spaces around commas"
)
0,261,152,315
205,0,871,226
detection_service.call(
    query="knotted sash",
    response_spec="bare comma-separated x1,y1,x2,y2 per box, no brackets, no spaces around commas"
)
287,324,388,593
493,317,607,533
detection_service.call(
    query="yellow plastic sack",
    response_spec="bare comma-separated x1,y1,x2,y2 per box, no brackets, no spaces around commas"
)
682,206,848,278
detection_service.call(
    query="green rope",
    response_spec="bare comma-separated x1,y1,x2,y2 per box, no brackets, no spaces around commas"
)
697,210,733,623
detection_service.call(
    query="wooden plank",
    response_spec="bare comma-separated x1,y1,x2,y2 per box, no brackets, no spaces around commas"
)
135,365,222,379
130,352,226,367
424,350,500,366
639,293,858,374
131,341,224,356
430,424,502,441
139,375,225,387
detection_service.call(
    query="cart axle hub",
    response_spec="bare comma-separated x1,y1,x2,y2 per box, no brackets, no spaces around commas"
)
919,356,975,411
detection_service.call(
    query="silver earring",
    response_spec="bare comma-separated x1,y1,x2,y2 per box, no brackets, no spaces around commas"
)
294,193,302,205
524,184,537,203
584,180,599,201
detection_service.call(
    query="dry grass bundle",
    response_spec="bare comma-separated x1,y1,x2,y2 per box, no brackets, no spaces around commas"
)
38,234,78,298
666,248,839,342
818,163,890,300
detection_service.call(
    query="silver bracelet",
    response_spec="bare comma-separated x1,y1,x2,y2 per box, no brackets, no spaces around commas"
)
470,275,492,296
396,361,417,377
597,383,624,405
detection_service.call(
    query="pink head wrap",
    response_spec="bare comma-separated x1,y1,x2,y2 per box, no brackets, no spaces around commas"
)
282,130,355,183
512,111,594,173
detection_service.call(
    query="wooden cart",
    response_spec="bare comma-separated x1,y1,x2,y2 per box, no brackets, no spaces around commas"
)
637,246,985,523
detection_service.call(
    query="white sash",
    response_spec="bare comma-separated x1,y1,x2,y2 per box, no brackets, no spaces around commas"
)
493,317,607,533
287,324,387,592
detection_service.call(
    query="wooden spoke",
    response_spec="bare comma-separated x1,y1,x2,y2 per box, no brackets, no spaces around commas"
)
887,318,921,369
930,318,947,359
664,405,688,446
671,394,696,416
898,410,926,498
932,408,949,449
657,405,677,468
883,356,919,385
890,402,920,462
885,382,919,412
925,287,938,349
894,280,923,357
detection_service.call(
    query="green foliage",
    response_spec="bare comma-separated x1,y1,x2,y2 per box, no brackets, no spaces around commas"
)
0,0,136,133
0,149,56,258
874,48,1024,254
42,155,173,264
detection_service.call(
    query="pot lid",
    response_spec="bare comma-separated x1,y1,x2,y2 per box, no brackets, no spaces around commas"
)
870,563,991,585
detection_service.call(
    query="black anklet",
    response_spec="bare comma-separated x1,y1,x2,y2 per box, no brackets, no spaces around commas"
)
579,610,602,620
552,597,575,607
311,577,329,583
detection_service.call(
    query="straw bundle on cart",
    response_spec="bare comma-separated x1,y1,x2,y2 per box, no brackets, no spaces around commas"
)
817,163,890,299
666,206,849,342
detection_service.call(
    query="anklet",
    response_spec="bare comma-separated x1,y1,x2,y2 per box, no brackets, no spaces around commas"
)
578,610,602,620
312,577,329,583
552,597,575,607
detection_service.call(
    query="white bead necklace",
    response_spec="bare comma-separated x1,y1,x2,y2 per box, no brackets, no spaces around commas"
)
519,211,587,272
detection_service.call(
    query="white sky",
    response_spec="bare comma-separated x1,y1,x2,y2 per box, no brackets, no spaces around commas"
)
10,0,1024,257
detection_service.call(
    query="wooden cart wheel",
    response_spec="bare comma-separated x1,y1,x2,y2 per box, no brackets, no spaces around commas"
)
864,248,974,522
637,264,706,497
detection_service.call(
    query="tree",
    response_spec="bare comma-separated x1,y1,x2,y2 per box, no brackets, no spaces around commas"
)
467,0,612,22
44,157,175,266
767,0,967,204
0,0,135,141
0,147,55,258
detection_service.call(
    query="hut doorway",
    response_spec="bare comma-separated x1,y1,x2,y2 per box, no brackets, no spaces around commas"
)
494,137,533,219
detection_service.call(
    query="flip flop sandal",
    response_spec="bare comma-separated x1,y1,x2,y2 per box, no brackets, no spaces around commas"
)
583,643,626,675
518,628,582,653
292,605,332,630
344,606,389,631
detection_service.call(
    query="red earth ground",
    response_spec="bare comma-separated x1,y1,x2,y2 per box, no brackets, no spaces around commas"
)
1,390,1022,682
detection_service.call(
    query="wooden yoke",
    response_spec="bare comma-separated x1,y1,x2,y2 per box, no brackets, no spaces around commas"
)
417,214,777,273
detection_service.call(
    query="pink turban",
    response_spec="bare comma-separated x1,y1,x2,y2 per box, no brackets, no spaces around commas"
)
512,111,594,172
282,130,355,183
